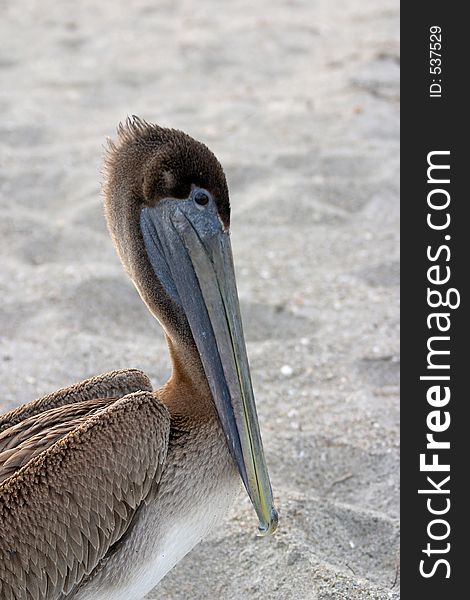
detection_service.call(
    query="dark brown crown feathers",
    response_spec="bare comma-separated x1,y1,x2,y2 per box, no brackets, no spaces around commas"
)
104,116,230,226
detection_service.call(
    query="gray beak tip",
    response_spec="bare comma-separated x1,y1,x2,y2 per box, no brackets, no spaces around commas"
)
257,507,279,537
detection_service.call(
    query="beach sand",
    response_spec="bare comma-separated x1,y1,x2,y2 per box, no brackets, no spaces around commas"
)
0,0,399,598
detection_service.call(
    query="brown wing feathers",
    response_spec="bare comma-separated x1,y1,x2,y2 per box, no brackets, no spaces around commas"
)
0,398,116,484
0,371,170,600
0,369,152,434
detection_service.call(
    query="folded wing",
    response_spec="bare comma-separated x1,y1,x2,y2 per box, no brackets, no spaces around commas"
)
0,377,170,600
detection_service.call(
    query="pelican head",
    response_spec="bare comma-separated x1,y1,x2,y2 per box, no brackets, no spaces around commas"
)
103,117,278,535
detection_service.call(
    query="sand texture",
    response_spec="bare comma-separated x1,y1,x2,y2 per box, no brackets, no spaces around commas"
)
0,0,399,598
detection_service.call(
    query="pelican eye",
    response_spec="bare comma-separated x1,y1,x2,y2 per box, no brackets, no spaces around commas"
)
193,190,210,206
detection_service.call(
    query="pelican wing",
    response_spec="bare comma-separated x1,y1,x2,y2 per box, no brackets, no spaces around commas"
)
0,390,170,600
0,369,153,434
0,397,119,483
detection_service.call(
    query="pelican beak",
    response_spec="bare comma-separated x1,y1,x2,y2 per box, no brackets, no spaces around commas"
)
140,196,278,535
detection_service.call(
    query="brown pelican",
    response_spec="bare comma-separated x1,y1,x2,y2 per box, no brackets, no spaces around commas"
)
0,117,278,600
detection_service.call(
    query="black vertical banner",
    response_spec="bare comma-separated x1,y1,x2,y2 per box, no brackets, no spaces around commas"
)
401,3,467,598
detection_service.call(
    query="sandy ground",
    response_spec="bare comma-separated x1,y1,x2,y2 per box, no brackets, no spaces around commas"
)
0,0,399,598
